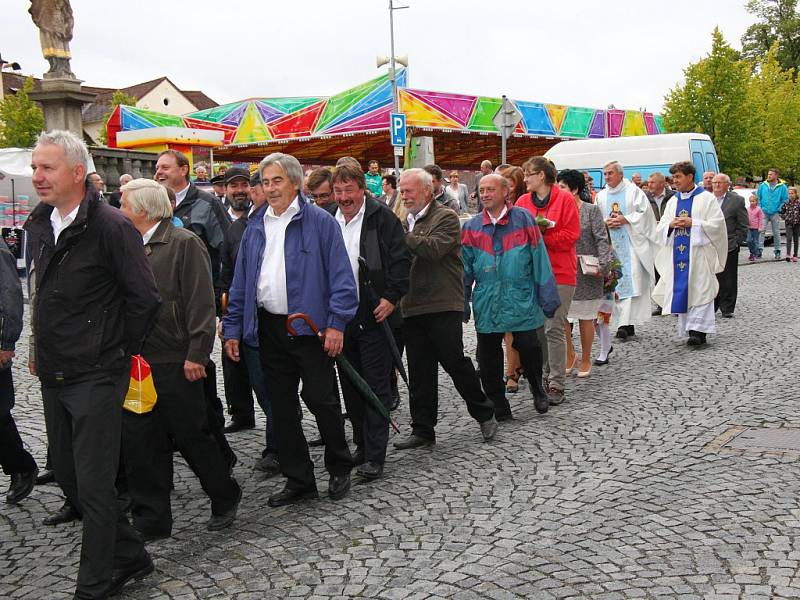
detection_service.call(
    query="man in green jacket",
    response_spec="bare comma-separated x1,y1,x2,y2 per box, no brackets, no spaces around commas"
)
462,174,561,419
393,168,498,450
119,179,241,540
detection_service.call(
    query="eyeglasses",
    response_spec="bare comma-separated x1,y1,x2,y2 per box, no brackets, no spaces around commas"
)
309,192,331,201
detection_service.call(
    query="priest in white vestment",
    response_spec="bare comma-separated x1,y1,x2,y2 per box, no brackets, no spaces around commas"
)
652,161,727,346
595,161,657,339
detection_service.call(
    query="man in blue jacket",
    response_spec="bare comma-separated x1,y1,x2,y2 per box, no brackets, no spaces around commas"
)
757,168,788,259
223,152,358,506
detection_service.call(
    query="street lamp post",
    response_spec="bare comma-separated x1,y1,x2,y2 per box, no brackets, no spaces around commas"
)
388,0,408,175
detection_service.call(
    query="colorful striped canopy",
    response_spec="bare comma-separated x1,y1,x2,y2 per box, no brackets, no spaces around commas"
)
106,68,662,150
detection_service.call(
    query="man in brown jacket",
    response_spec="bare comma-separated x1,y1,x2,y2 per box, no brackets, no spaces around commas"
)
119,179,241,540
393,169,497,450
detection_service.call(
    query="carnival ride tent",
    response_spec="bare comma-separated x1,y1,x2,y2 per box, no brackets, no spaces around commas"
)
106,69,665,169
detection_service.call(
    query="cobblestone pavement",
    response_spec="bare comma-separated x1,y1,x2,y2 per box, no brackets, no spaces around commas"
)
3,251,800,599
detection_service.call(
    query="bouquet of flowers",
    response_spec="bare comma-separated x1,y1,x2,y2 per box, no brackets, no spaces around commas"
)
603,252,623,296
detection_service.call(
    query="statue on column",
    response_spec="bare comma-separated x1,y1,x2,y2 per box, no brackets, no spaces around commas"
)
29,0,75,79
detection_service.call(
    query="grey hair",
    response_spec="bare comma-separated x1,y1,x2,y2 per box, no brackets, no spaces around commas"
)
120,179,172,220
399,168,433,191
648,172,665,182
259,153,303,191
714,172,731,185
36,130,90,171
119,173,133,185
603,161,624,175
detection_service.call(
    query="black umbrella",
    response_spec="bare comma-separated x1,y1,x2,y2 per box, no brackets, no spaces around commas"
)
286,313,400,433
357,257,411,393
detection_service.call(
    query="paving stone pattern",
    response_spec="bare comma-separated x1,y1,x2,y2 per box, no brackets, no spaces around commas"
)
3,252,800,599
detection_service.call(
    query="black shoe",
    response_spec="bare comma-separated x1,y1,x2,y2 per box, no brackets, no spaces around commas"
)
207,485,241,531
534,393,549,414
255,453,280,477
105,553,154,597
480,416,498,441
308,436,325,447
5,468,37,504
356,461,383,481
352,447,365,466
687,330,706,346
721,312,734,318
393,434,434,450
652,307,662,316
328,473,351,501
223,419,255,434
268,485,318,507
35,469,55,486
135,528,170,542
43,500,81,526
615,327,629,340
495,411,513,422
593,345,614,366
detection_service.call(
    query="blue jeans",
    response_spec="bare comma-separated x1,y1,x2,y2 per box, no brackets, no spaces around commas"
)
241,343,277,456
747,229,760,257
765,212,782,255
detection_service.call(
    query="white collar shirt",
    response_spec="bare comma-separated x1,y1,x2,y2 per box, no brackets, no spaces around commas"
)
335,200,366,300
488,205,508,225
50,205,80,245
141,222,160,245
406,201,431,232
174,183,190,208
257,197,300,314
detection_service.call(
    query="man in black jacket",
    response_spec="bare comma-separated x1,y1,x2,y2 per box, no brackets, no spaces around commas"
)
328,164,410,480
0,235,38,505
155,149,233,465
25,130,160,600
218,168,256,434
711,173,748,318
647,172,675,315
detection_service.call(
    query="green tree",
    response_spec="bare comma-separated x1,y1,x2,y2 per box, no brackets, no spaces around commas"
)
741,0,800,73
747,44,800,178
0,76,45,148
662,28,756,177
97,89,137,145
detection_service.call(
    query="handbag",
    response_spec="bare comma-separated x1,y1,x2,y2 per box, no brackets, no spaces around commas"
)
578,254,600,276
123,355,158,414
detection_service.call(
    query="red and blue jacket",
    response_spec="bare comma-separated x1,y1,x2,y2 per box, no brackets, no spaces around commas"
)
462,204,560,334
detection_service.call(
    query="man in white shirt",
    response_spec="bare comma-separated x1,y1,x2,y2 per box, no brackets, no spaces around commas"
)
223,153,358,506
329,164,409,481
653,161,727,346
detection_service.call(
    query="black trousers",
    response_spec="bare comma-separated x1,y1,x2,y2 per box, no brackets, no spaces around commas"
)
341,326,393,465
258,309,353,490
404,311,495,441
42,372,145,599
203,359,236,466
715,247,740,314
121,363,241,535
476,329,546,418
0,367,37,475
222,351,255,423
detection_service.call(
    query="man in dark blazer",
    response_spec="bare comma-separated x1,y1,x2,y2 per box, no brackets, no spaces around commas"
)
710,173,748,318
647,172,676,315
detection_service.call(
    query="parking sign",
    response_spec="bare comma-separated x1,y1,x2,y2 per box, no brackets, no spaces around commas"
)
390,113,406,147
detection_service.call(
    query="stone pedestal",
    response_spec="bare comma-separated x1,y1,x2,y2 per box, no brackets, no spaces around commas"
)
29,78,96,137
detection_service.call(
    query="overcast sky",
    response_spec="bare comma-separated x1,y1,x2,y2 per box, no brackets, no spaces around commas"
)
3,0,753,114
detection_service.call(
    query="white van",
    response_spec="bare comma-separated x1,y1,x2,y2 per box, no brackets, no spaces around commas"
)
544,133,719,188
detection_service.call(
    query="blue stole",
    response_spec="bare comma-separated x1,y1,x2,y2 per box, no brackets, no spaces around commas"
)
670,187,704,313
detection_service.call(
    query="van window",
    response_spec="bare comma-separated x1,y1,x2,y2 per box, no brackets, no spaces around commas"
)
691,152,704,179
705,152,719,172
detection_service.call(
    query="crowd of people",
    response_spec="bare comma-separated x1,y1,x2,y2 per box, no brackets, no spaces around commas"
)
0,128,785,599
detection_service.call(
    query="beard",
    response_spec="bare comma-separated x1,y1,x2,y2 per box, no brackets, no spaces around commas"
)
228,193,251,212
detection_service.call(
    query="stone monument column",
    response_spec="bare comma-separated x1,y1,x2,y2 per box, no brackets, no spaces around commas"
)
27,0,95,136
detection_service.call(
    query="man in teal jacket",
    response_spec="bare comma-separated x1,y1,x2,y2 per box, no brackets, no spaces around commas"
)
462,174,561,419
757,168,788,259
